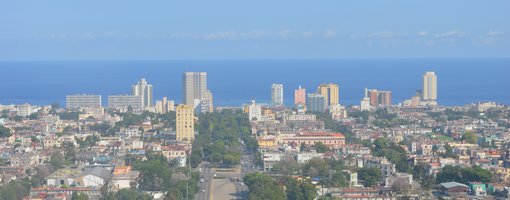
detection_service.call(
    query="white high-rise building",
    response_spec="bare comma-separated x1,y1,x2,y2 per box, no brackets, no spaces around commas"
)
132,78,153,108
271,84,284,106
248,100,262,121
16,103,33,117
66,94,102,109
108,95,142,110
360,88,372,111
422,71,437,101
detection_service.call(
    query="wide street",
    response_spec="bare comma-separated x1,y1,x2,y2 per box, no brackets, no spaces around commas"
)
194,143,256,200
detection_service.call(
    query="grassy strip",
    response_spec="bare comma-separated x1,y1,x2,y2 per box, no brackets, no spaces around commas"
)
216,169,235,172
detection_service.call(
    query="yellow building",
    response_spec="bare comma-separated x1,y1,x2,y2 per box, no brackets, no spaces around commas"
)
176,104,194,142
257,137,277,148
318,83,339,106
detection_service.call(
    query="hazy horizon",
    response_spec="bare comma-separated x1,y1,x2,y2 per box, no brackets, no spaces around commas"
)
2,0,509,60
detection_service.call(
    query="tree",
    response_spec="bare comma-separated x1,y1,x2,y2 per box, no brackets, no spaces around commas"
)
64,142,76,163
412,162,434,189
190,154,202,168
49,153,65,170
282,177,304,200
327,172,349,187
314,142,329,153
0,126,11,138
137,159,172,191
59,111,81,121
436,165,491,184
462,132,478,144
89,123,111,134
301,181,317,200
357,167,382,187
389,177,411,194
0,179,31,200
50,102,60,113
114,189,152,200
272,159,300,175
29,113,39,120
244,173,286,200
372,139,411,173
302,157,330,178
72,192,89,200
300,142,306,151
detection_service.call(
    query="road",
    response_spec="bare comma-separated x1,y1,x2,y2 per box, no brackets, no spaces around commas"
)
194,142,258,200
194,162,212,200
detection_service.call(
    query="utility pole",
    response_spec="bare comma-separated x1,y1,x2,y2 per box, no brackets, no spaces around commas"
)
187,151,191,200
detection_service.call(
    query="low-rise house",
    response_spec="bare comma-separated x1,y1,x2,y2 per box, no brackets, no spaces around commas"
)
111,166,140,191
262,152,284,172
82,167,111,188
46,168,83,187
161,145,187,167
364,156,395,177
30,187,101,200
297,151,324,163
10,153,39,168
439,181,469,197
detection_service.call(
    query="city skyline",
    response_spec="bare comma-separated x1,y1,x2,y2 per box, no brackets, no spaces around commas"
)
2,1,510,200
2,64,508,107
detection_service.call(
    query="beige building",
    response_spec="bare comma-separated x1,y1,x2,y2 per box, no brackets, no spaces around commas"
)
318,83,339,106
422,71,437,101
155,97,175,114
176,104,194,142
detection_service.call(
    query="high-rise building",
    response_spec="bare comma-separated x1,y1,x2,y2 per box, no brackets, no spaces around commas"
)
108,95,142,109
248,100,262,121
378,91,392,106
132,78,153,108
271,84,284,106
183,72,207,106
367,89,392,107
318,83,339,107
176,104,194,142
422,71,437,101
307,93,326,112
368,89,379,107
66,94,102,109
16,103,33,117
360,88,372,111
294,85,306,106
155,97,175,114
202,90,214,113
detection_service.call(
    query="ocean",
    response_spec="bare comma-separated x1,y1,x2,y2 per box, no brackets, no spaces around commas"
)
0,58,509,107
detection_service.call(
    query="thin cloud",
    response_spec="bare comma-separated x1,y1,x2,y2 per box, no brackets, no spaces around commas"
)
279,29,292,39
301,31,313,38
488,31,504,37
324,30,336,38
367,31,407,38
204,30,266,40
435,30,466,38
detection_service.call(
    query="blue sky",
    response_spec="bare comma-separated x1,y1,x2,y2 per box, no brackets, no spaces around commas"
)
1,0,509,60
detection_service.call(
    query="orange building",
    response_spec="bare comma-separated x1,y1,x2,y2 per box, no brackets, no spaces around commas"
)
113,166,131,175
294,85,306,106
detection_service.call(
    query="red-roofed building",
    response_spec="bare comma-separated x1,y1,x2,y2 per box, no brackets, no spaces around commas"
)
279,131,345,149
